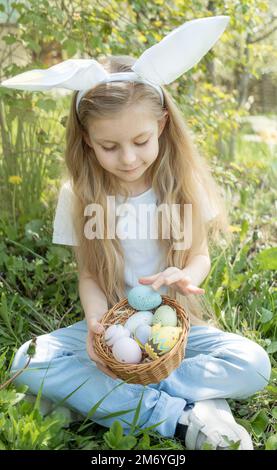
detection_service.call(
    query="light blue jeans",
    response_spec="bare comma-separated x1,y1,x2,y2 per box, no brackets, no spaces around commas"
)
9,319,271,438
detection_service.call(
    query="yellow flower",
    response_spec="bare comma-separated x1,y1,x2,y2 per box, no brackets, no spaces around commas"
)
8,175,22,185
228,225,241,233
137,32,147,44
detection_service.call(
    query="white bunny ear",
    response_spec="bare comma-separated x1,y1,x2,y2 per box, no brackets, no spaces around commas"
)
132,16,230,85
0,58,108,91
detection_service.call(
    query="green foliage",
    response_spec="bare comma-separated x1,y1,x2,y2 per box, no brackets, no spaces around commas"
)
0,216,82,350
1,0,276,220
0,387,71,449
104,421,137,449
203,141,276,354
255,248,277,270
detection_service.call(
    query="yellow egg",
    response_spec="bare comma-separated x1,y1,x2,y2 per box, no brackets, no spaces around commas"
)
145,324,182,359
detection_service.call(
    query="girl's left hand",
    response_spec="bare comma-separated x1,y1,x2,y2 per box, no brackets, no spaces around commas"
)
139,267,205,296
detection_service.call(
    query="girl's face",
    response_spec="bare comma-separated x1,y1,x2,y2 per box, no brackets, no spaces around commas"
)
84,103,168,192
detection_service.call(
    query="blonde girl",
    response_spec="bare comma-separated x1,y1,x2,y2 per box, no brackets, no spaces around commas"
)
8,53,271,450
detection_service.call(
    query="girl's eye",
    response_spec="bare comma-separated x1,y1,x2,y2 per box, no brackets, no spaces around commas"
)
102,140,149,152
136,139,149,146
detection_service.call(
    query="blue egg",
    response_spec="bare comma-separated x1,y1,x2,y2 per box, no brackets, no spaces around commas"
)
134,324,152,348
128,285,162,310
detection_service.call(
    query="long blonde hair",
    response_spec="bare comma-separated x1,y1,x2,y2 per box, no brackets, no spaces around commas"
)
63,54,230,327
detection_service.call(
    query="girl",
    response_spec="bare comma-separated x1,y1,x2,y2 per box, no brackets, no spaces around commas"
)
5,25,272,450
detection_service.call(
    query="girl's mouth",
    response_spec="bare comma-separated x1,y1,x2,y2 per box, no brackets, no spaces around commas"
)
120,166,140,173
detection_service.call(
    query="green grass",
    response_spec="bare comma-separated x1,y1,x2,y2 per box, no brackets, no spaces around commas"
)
0,131,276,450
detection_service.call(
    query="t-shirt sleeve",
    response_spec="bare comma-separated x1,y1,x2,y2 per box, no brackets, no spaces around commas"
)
52,180,79,246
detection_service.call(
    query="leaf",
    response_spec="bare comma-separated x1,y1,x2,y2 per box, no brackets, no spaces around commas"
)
201,441,215,450
36,99,56,112
265,434,277,450
235,417,252,434
260,308,273,324
250,409,269,436
117,435,137,450
103,420,137,450
240,219,249,242
136,432,150,450
50,407,73,427
62,38,78,55
98,407,137,420
267,341,277,354
46,246,71,264
77,380,130,432
0,292,14,336
229,273,246,290
130,389,145,432
26,39,41,54
266,385,277,396
2,34,17,45
25,219,44,241
255,248,277,270
0,440,6,450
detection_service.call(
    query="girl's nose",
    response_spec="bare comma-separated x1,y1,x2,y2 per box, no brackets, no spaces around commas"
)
120,149,137,166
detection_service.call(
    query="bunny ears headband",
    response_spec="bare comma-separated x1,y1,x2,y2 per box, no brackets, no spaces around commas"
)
0,15,230,116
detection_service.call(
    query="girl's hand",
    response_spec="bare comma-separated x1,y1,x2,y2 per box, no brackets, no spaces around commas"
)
139,267,205,296
86,318,118,379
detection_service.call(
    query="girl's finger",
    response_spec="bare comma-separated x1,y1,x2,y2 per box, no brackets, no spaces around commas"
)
164,273,190,286
152,275,166,290
184,284,205,295
152,268,183,287
88,318,105,335
139,272,162,283
92,323,105,334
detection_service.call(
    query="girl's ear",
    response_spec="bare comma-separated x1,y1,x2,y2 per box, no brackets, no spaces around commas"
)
82,131,93,148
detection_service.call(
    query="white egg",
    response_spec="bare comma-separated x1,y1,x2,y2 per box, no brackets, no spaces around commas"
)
112,337,142,364
124,311,153,335
104,324,130,347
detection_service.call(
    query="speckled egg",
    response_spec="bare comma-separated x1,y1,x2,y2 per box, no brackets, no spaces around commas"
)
124,311,153,334
134,324,152,349
104,324,130,347
153,305,177,327
112,337,142,364
144,324,182,360
127,285,162,311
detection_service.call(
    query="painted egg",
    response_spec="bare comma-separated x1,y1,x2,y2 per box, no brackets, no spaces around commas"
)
124,311,153,334
127,285,162,310
145,324,182,360
153,305,177,327
134,324,152,349
112,337,142,364
104,324,130,347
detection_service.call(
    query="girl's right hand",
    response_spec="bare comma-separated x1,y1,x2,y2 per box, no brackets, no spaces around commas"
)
86,318,118,379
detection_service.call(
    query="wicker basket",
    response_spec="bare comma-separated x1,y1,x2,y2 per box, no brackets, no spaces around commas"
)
93,295,190,385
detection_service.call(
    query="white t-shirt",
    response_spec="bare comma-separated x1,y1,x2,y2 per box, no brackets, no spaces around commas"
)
52,180,218,296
